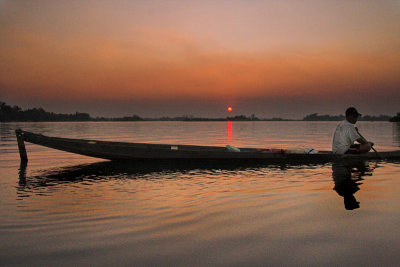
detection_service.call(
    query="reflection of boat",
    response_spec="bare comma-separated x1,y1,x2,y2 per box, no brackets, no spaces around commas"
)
16,129,400,162
16,159,329,193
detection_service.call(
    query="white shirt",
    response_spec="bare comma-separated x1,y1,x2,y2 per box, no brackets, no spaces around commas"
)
332,120,360,154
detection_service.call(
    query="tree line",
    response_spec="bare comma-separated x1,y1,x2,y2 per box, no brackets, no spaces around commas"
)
389,113,400,122
302,113,392,121
1,101,398,122
0,102,275,122
0,102,91,122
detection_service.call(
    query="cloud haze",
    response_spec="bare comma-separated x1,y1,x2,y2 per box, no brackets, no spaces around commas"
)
1,0,399,118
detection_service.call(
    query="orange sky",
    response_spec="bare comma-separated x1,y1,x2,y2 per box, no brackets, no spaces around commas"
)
0,0,399,118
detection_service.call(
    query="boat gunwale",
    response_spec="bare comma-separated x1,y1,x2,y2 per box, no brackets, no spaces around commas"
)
16,129,400,161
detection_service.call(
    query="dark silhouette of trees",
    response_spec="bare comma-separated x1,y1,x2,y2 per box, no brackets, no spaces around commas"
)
1,102,91,122
303,113,344,121
1,101,396,122
389,113,400,122
303,113,391,121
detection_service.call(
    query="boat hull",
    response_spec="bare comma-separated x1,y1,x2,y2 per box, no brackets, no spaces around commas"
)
16,130,400,162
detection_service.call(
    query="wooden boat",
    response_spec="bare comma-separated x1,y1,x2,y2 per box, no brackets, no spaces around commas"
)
15,129,400,163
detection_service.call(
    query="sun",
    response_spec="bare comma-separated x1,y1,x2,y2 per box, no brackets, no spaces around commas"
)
227,106,233,112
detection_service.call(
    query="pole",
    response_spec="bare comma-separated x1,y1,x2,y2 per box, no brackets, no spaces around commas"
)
15,129,28,163
355,127,384,160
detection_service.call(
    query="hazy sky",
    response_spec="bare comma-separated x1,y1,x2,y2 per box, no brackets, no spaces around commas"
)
1,0,399,118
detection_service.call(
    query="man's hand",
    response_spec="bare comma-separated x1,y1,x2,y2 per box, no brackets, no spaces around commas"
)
369,141,374,147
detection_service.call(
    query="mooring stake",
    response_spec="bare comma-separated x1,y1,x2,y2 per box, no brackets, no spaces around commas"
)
15,129,28,163
19,161,27,186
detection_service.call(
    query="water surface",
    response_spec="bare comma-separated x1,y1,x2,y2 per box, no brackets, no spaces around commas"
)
1,121,399,266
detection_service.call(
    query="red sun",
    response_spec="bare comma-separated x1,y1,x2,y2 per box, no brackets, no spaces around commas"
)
227,107,233,112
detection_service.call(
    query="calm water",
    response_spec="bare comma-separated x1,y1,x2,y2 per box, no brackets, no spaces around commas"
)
1,121,400,266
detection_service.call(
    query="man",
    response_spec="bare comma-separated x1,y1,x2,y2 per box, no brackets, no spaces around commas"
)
332,107,374,154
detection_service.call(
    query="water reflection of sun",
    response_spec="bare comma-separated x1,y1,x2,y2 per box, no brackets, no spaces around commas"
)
227,121,232,143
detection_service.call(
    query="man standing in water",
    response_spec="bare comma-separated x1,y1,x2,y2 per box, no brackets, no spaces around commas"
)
332,107,374,154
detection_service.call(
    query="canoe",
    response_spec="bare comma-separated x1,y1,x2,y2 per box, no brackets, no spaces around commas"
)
15,129,400,162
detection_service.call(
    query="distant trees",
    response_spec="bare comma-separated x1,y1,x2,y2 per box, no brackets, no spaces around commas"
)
389,113,400,122
0,102,91,122
111,115,143,121
303,113,344,121
1,101,398,122
0,102,23,121
360,114,392,121
227,115,260,121
0,101,147,122
303,113,392,121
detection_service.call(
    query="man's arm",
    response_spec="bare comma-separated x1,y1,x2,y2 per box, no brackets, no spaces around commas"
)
356,137,368,144
354,127,374,146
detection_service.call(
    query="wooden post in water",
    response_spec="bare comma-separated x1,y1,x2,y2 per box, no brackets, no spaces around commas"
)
15,129,28,163
19,161,27,186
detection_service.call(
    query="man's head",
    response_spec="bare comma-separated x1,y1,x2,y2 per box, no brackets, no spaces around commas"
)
345,107,362,124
